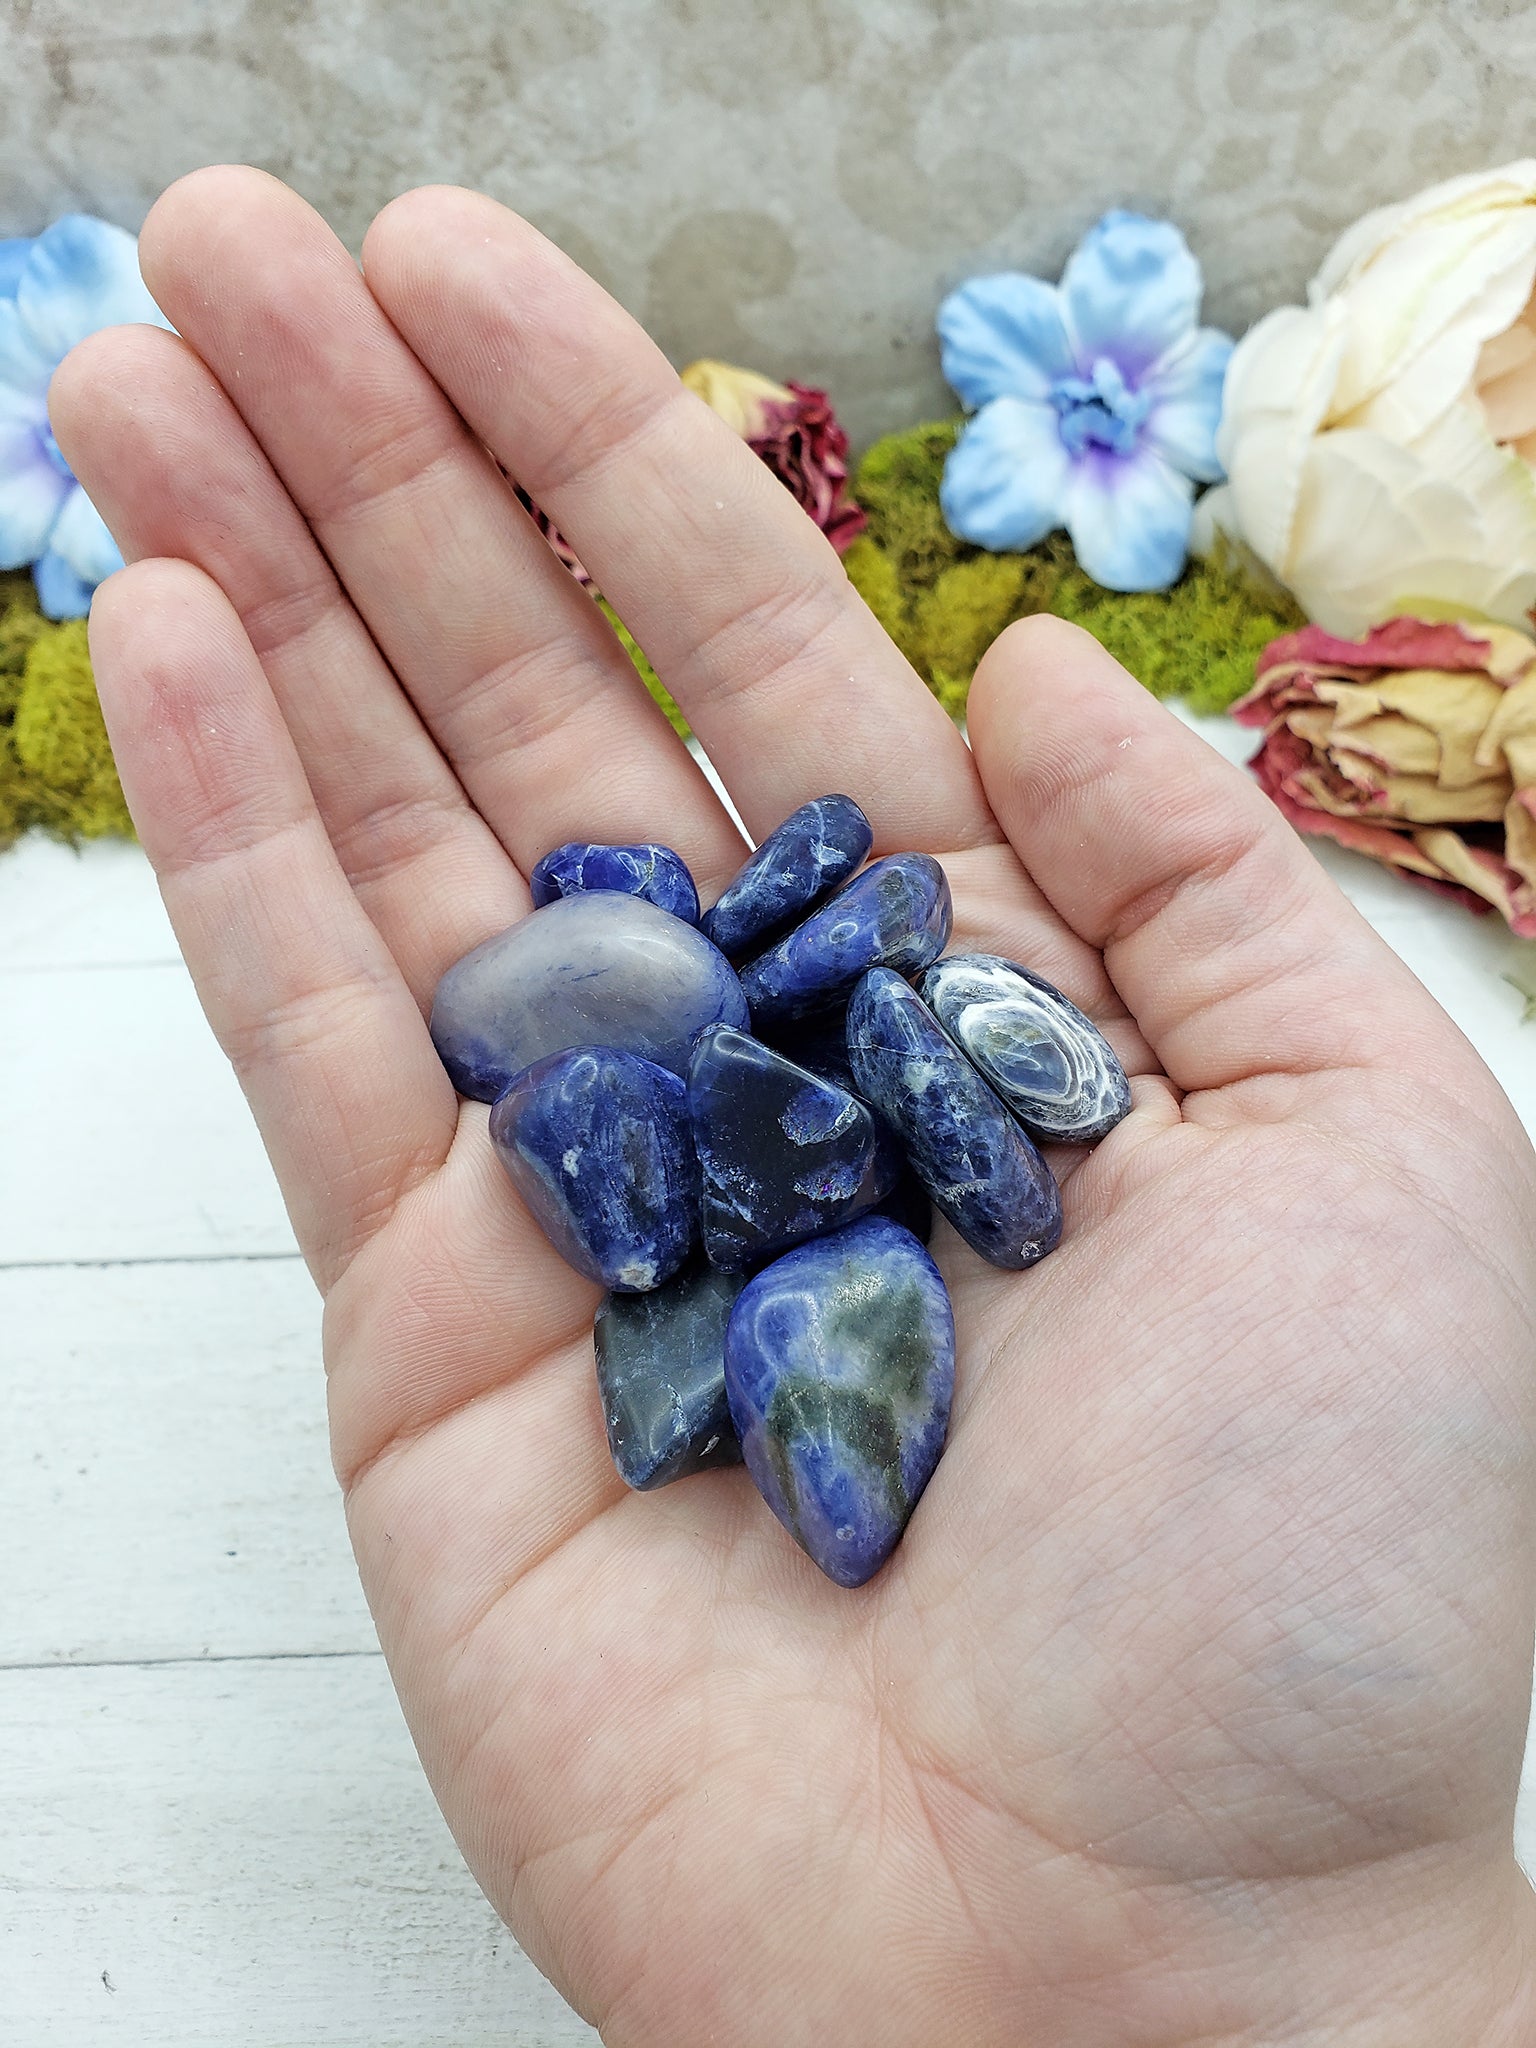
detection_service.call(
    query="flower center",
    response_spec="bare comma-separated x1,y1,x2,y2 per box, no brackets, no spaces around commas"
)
1050,356,1150,459
36,417,76,483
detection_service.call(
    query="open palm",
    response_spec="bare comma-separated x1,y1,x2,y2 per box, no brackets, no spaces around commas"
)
59,169,1536,2047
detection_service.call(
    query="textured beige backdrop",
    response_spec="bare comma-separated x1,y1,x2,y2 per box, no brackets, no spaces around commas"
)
2,0,1535,444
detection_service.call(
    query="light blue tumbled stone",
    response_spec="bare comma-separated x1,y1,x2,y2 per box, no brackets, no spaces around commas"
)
430,891,748,1102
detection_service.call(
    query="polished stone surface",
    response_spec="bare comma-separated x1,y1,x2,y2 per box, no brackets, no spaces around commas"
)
594,1261,745,1489
489,1047,697,1292
688,1025,893,1270
701,795,871,959
921,953,1132,1142
847,968,1062,1270
431,891,748,1102
737,852,952,1025
724,1215,953,1586
529,840,700,924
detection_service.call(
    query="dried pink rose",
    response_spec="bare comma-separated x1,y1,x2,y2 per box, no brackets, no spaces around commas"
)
515,360,865,584
1233,615,1536,935
681,359,867,553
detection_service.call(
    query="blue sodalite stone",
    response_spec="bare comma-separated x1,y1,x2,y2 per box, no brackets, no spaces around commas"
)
431,891,748,1102
687,1025,895,1270
724,1215,954,1587
530,840,700,924
921,954,1131,1143
594,1261,745,1489
701,794,871,959
489,1048,696,1291
737,853,952,1026
846,968,1062,1270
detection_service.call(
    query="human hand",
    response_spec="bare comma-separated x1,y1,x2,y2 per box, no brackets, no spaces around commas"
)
56,167,1536,2047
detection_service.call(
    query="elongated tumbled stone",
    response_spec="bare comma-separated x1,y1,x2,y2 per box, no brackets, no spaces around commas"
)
724,1215,954,1587
846,968,1062,1270
737,853,952,1025
594,1262,745,1489
489,1048,696,1291
921,954,1131,1143
688,1025,894,1270
431,891,748,1102
530,840,700,924
702,794,872,959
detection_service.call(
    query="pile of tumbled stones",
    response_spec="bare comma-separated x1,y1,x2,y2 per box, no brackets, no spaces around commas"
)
429,795,1130,1588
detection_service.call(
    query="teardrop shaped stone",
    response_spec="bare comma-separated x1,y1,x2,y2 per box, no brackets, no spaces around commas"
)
431,891,748,1102
702,794,872,959
921,954,1131,1142
489,1047,696,1292
724,1215,954,1587
737,852,952,1025
846,968,1062,1270
530,840,700,924
688,1025,894,1270
594,1261,745,1489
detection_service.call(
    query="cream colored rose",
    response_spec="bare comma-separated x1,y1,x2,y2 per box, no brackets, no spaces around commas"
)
1205,162,1536,635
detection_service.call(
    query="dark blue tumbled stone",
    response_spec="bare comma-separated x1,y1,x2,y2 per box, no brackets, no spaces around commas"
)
920,954,1131,1143
594,1261,745,1489
687,1025,895,1270
701,794,871,959
874,1167,933,1244
431,892,748,1102
724,1215,954,1587
530,840,700,924
489,1047,696,1291
846,968,1062,1270
737,853,952,1026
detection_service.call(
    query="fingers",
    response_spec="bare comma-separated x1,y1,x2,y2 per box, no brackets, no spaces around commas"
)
133,165,745,892
50,322,524,1006
360,184,995,853
88,558,457,1290
965,616,1475,1098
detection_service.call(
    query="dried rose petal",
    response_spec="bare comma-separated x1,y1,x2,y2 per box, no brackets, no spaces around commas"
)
1237,614,1536,935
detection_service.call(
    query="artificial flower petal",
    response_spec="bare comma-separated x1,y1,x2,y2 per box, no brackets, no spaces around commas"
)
1059,211,1203,377
939,396,1072,552
1142,326,1233,482
15,214,168,363
936,274,1076,410
32,545,96,619
0,237,33,299
48,482,123,585
1062,445,1193,592
0,294,56,400
681,358,793,438
0,450,68,570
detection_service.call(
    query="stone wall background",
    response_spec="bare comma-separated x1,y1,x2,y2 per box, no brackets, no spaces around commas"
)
2,0,1534,444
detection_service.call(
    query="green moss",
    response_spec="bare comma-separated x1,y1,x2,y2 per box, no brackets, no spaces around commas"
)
845,421,1304,720
596,594,692,741
0,578,133,851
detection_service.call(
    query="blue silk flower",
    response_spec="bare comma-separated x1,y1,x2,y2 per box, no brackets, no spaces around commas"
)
0,215,170,618
938,211,1233,591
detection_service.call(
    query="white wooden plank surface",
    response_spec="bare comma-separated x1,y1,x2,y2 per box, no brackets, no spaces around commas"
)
0,1656,595,2046
1,1258,373,1667
0,833,176,970
0,960,296,1265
